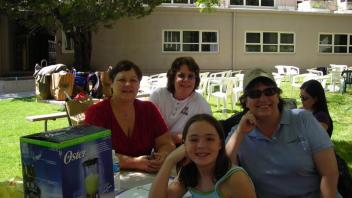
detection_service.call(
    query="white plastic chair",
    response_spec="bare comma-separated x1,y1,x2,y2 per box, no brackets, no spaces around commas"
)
209,78,234,112
306,69,329,89
328,64,347,92
291,73,317,95
232,74,244,103
206,70,231,101
149,73,167,91
287,66,300,82
307,69,323,76
138,76,151,96
196,77,209,96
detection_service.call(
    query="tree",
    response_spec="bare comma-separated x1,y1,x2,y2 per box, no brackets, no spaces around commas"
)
3,0,219,70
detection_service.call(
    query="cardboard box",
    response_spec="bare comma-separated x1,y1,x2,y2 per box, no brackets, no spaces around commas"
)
20,125,114,198
35,75,52,100
51,73,75,101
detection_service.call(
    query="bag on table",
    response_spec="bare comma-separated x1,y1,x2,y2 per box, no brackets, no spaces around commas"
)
35,75,52,100
51,72,74,101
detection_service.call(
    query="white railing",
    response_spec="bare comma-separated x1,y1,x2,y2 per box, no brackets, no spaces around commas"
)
276,0,297,10
298,0,337,12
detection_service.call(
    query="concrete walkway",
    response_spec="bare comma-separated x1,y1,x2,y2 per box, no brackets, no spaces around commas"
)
0,91,35,100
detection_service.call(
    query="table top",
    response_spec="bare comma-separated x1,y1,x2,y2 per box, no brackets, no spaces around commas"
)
116,171,191,198
118,171,156,193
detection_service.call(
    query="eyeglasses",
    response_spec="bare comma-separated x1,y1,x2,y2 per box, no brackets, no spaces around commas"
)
116,78,139,85
300,95,310,101
177,73,195,80
246,87,278,99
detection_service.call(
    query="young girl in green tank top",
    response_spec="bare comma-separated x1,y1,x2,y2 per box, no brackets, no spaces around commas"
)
149,114,256,198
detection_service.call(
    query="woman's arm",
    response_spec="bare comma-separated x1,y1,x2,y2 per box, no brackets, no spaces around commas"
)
117,131,174,173
225,128,245,164
319,122,329,131
222,171,256,198
154,132,176,162
118,153,159,173
226,112,257,164
313,148,339,198
149,145,187,198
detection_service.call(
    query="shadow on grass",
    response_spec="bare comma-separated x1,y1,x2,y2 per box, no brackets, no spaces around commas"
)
10,96,36,102
8,96,66,112
333,140,352,174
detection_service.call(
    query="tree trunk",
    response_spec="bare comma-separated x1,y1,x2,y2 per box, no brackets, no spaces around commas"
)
73,29,92,71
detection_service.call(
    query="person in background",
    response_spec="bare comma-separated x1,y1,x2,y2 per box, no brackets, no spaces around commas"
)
301,79,352,198
300,79,333,137
149,114,256,198
85,60,175,173
226,68,340,198
150,57,211,145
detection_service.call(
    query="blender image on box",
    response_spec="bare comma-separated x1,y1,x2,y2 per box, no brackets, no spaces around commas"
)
20,125,114,198
83,158,99,198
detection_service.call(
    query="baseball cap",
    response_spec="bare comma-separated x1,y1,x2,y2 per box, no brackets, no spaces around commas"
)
243,68,276,90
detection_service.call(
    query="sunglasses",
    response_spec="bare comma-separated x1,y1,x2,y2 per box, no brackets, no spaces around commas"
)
247,87,278,99
177,73,195,80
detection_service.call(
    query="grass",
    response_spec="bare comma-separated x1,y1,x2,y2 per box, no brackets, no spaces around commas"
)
0,82,351,181
0,98,68,181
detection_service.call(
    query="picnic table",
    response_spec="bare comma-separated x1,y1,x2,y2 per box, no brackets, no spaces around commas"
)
116,171,191,197
26,112,68,131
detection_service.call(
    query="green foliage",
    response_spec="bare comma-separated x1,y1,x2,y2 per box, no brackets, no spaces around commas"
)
3,0,164,70
195,0,219,12
3,0,219,69
5,0,163,32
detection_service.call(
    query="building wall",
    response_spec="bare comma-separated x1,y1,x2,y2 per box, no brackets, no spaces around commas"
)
0,15,10,76
233,10,352,71
58,7,352,73
90,8,234,74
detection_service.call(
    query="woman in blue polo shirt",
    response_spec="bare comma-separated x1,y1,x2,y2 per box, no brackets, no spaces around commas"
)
226,69,340,198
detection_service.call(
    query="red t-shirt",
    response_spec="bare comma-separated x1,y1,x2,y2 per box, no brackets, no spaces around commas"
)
84,98,168,157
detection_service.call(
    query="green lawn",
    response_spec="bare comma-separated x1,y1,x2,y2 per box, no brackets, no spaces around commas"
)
0,82,351,181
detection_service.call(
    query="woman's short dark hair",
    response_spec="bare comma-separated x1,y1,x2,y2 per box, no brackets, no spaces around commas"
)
166,57,200,94
239,77,284,112
109,60,142,82
300,79,333,136
177,114,232,188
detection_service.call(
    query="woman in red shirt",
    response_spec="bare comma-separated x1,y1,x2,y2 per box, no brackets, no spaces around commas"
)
85,60,175,173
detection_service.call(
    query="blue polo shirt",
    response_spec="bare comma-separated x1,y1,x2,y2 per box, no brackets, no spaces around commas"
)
227,109,334,198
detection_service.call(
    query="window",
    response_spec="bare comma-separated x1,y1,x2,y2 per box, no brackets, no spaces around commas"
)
319,33,352,54
164,31,181,51
245,32,295,53
163,30,218,53
162,0,195,4
62,31,74,53
230,0,273,6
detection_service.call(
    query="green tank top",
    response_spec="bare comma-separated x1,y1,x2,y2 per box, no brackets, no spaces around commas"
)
188,166,248,198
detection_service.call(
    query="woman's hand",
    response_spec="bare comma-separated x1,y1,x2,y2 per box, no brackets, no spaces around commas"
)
171,132,183,145
166,144,190,166
237,111,257,134
134,155,160,173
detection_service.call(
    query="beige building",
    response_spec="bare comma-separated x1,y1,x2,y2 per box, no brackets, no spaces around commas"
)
57,0,352,74
1,0,352,77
